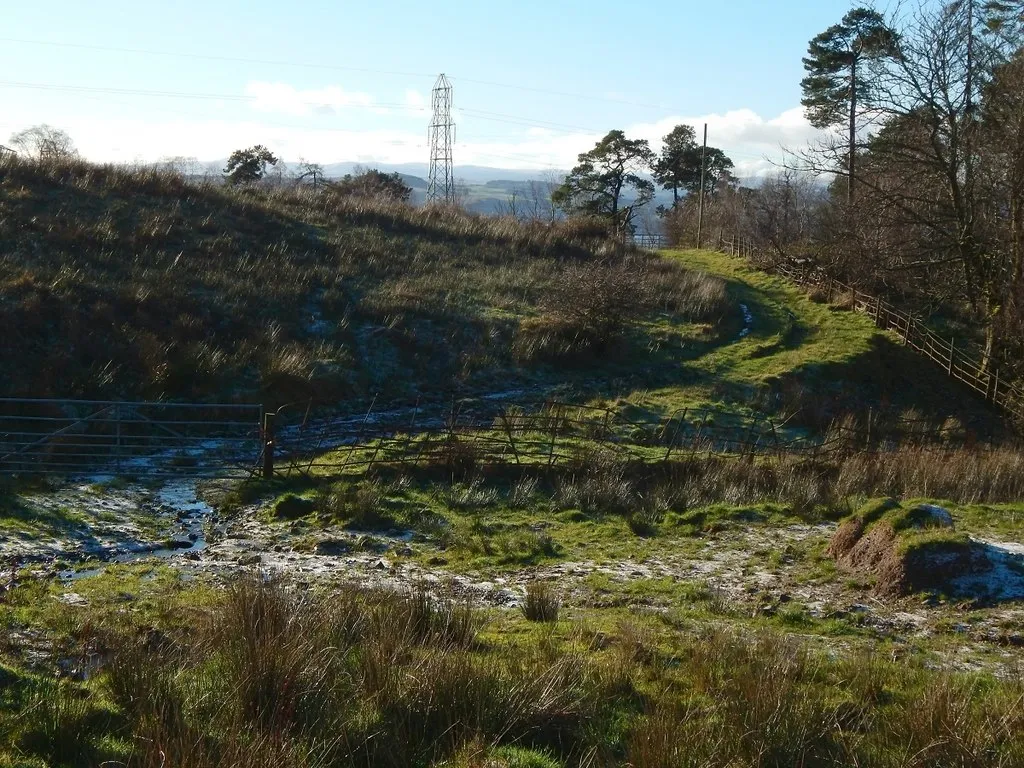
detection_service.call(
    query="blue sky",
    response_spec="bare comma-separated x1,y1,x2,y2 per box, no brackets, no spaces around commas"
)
0,0,860,174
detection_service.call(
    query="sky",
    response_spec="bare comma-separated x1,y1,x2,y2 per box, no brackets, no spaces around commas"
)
0,0,863,177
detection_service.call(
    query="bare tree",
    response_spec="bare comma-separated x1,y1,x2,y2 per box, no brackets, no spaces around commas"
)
525,172,561,222
9,124,78,160
296,159,326,189
156,156,204,177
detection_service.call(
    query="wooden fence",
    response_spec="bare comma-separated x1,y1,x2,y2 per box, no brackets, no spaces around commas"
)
722,237,1024,426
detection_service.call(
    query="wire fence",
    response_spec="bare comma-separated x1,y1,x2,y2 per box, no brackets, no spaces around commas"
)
722,236,1024,426
0,398,263,477
270,397,1001,479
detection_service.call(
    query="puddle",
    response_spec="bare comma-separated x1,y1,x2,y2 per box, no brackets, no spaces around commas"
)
738,304,754,338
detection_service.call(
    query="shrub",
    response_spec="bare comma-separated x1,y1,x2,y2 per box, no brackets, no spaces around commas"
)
273,493,315,519
522,581,561,623
315,479,395,529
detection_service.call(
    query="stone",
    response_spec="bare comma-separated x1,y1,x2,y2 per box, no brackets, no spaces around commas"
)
908,504,955,529
315,539,351,556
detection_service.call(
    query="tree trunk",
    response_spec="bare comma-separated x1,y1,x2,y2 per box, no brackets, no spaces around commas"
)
848,54,858,206
981,305,1001,376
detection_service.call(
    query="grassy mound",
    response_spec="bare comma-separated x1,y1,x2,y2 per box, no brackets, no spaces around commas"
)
829,498,983,596
0,158,727,404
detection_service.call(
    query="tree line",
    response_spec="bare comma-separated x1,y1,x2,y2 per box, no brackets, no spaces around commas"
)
727,1,1024,382
550,126,736,237
1,130,414,203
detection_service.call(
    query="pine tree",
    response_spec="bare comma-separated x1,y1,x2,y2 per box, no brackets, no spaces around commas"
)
800,8,899,204
551,130,656,235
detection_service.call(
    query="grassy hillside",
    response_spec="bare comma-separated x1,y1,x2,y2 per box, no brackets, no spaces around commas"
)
0,157,1007,443
0,158,724,405
2,159,1023,768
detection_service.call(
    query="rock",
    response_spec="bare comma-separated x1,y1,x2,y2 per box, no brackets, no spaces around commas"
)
908,504,955,529
427,556,448,566
315,539,351,556
274,495,316,520
373,559,389,571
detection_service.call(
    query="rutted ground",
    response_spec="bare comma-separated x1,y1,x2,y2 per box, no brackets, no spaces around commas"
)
10,472,1022,678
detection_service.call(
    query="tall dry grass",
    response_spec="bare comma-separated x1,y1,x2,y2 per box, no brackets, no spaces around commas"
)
0,156,723,403
15,576,1011,768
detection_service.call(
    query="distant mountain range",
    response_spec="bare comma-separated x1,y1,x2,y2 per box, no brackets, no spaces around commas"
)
194,158,676,224
318,162,561,185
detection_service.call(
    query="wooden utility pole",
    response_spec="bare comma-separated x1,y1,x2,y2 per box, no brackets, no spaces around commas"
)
696,123,708,249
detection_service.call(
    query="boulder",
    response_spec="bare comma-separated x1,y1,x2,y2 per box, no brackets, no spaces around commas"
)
907,504,954,530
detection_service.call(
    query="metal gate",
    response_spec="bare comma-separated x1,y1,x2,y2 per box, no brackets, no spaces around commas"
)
0,399,263,478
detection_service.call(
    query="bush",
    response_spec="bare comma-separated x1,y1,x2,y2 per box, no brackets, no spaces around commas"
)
273,493,315,519
316,480,396,530
521,581,561,623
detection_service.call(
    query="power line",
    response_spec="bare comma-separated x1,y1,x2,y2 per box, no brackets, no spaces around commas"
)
0,79,426,113
0,36,675,111
0,37,436,80
450,75,672,111
458,107,600,134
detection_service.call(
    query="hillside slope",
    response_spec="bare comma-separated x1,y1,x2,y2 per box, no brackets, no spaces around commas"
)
0,158,1008,441
0,159,724,405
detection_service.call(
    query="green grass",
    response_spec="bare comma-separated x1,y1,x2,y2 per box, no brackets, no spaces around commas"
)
666,249,879,381
2,575,1022,768
597,248,1008,436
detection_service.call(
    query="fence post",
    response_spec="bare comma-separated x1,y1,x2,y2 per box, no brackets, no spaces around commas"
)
902,314,911,345
547,405,560,469
988,367,1000,404
262,411,275,478
114,403,122,474
874,297,883,328
947,337,955,376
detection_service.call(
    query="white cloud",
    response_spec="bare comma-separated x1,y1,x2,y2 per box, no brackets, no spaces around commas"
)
404,89,426,109
244,81,375,117
0,97,821,177
626,107,825,178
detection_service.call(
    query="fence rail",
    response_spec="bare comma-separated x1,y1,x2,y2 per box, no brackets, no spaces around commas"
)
0,399,264,477
633,233,668,250
722,237,1024,426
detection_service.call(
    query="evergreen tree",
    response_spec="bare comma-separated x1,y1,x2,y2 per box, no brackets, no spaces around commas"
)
800,7,899,203
223,145,279,186
552,130,656,235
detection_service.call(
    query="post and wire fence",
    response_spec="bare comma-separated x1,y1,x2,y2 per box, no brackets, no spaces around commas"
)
0,399,264,477
263,397,999,480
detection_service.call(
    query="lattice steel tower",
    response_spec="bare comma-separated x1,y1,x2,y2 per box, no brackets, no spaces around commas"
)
426,73,455,204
